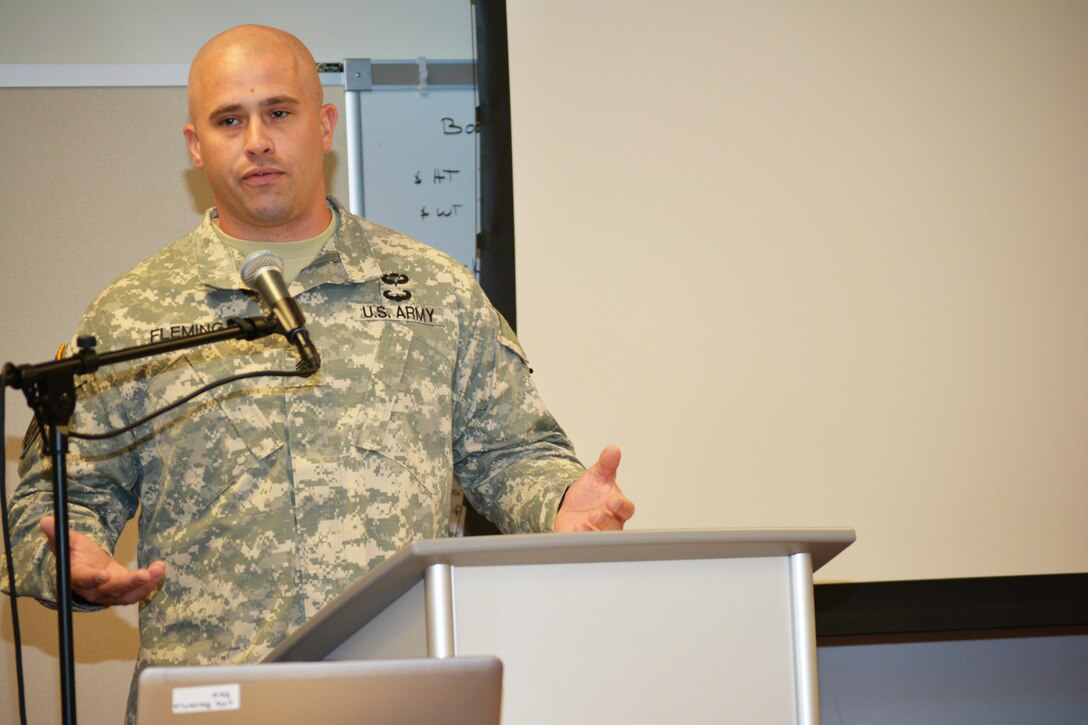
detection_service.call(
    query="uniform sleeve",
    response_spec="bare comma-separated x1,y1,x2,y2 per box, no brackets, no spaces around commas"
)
2,346,142,610
451,287,585,534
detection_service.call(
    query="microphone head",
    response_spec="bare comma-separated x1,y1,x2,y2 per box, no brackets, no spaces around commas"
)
240,250,285,289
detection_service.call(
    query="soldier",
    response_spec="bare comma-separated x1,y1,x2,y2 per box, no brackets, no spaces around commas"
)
4,24,633,720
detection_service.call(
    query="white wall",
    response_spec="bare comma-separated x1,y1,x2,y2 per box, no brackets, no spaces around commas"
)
506,0,1088,584
0,4,473,722
0,0,472,63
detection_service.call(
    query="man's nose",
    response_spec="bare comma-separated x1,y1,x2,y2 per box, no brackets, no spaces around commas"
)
245,119,273,157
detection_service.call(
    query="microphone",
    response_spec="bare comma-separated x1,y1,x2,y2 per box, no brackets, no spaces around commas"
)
240,250,321,372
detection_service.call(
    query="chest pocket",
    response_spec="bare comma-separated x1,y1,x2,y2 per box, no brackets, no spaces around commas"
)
321,321,454,496
138,343,286,526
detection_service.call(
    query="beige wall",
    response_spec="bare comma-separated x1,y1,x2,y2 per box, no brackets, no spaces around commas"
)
506,0,1088,584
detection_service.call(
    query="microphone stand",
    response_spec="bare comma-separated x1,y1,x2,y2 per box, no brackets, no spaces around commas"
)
1,315,284,725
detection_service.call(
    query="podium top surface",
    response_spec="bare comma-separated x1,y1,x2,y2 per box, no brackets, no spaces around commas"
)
396,527,852,569
266,528,854,663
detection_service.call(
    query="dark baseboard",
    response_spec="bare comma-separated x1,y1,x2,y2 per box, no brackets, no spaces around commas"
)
815,572,1088,645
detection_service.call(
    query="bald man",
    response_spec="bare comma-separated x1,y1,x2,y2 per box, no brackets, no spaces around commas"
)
4,24,633,721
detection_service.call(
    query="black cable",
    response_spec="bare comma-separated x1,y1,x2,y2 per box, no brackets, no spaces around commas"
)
69,366,312,441
1,383,30,725
2,362,308,725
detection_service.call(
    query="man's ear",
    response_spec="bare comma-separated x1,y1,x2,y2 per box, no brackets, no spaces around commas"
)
183,124,204,169
319,103,338,152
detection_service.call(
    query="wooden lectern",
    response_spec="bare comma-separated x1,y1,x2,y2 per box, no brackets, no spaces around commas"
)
264,529,854,724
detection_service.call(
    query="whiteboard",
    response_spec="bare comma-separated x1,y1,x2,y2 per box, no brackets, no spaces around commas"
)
356,86,479,273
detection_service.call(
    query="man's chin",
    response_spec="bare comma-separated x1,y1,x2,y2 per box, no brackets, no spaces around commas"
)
240,201,296,228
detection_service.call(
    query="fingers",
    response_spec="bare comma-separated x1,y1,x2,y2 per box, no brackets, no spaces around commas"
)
589,446,633,529
577,494,635,532
589,498,633,531
76,561,166,606
607,493,636,523
109,562,166,604
39,516,58,550
70,567,111,591
101,563,167,606
39,516,166,606
591,445,622,481
553,444,634,532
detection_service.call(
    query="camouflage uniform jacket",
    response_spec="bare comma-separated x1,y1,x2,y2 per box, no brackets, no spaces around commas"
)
5,197,583,687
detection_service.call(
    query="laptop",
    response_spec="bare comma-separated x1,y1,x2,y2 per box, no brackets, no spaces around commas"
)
137,656,503,724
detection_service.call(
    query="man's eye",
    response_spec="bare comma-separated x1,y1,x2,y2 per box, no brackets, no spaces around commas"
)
270,110,290,120
218,117,240,127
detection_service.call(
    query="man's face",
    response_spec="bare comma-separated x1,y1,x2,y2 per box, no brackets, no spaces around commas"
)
184,42,336,240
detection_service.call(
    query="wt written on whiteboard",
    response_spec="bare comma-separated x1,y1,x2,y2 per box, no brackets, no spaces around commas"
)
416,168,465,220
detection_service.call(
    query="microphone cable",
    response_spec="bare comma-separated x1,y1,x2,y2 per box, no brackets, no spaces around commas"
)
1,381,30,725
68,366,311,442
0,355,311,725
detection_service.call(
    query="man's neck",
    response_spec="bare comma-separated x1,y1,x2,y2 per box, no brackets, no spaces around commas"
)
216,203,332,242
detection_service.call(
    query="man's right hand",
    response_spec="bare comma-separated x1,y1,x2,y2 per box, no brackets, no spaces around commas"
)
39,516,166,606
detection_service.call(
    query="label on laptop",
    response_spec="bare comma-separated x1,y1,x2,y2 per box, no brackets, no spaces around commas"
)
171,684,241,714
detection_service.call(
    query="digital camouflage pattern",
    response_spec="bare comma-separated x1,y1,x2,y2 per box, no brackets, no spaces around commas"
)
3,197,583,719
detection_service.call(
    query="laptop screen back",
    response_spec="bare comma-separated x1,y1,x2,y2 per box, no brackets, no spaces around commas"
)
137,657,502,725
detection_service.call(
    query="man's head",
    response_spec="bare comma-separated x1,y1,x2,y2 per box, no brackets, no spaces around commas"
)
183,25,337,241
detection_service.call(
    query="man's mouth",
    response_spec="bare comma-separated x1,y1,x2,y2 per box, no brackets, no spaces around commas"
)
243,168,284,185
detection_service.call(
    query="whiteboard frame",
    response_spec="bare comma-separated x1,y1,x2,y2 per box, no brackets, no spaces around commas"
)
339,58,476,218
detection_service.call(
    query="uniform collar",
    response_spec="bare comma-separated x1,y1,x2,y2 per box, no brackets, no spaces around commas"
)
195,197,382,293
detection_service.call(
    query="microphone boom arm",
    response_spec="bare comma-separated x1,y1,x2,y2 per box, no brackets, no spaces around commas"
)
0,313,287,725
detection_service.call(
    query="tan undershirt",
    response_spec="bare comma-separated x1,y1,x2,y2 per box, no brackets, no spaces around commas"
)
215,212,336,284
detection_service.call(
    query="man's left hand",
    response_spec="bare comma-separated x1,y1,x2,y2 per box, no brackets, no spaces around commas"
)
554,445,635,532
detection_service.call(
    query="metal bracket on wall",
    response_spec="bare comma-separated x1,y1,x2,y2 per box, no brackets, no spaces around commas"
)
343,58,373,92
